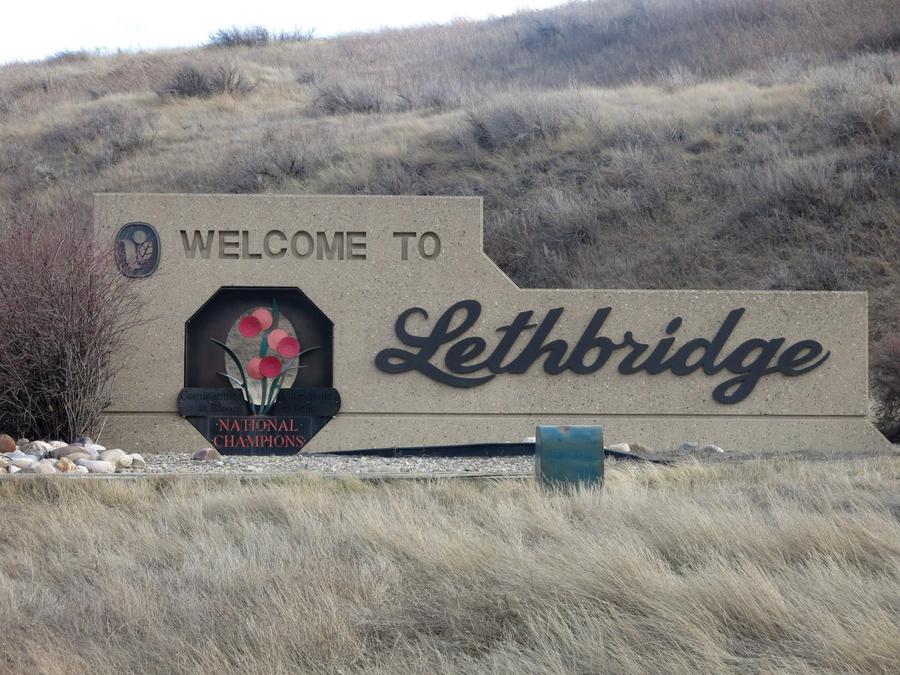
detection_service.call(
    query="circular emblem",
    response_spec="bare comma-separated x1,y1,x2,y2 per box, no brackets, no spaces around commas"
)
115,222,160,278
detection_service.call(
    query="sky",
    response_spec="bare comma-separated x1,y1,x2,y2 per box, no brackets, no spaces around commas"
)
0,0,567,64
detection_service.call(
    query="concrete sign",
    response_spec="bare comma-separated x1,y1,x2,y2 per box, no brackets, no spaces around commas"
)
94,194,889,454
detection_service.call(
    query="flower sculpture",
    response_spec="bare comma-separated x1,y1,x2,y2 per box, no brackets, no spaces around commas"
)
211,301,317,415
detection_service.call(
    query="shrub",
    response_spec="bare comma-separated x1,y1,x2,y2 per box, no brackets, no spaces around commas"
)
464,102,566,152
160,65,256,98
313,83,385,115
871,336,900,441
0,196,144,441
209,26,270,48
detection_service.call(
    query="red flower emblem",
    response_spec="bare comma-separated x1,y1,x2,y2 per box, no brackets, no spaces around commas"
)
276,336,300,359
267,328,289,350
251,308,273,330
239,315,262,338
246,356,263,380
259,356,282,378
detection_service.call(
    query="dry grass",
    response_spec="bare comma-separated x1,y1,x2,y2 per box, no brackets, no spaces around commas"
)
0,0,898,431
0,456,897,673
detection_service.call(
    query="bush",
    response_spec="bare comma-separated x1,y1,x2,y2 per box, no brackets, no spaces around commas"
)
209,26,270,48
160,65,256,99
0,196,144,441
313,83,385,115
871,336,900,442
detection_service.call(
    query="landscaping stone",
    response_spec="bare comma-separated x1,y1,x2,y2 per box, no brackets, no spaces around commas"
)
75,459,115,474
0,434,16,454
100,449,126,464
115,454,134,470
26,461,58,475
49,441,67,449
21,441,54,458
607,443,631,453
700,444,725,453
8,466,21,474
192,448,222,461
56,445,88,459
130,454,146,470
56,457,76,473
16,438,30,446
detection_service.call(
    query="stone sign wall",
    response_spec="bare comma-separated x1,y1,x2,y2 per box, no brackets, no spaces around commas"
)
94,193,890,454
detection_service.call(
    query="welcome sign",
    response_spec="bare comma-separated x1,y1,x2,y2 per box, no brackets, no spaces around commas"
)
95,194,889,454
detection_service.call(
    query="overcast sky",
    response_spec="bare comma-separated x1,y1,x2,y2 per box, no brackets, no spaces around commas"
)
0,0,566,64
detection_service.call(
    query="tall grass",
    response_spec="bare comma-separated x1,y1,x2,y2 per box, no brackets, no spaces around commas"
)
0,457,897,673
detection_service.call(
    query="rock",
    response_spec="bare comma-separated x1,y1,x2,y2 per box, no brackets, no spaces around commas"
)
100,449,126,463
8,465,21,474
83,443,106,454
214,460,225,467
0,456,8,469
192,448,222,461
49,441,67,449
74,465,89,474
56,457,77,473
129,454,146,470
16,437,30,446
26,460,58,475
75,459,115,474
0,434,16,454
74,436,94,446
606,443,631,454
115,454,134,471
21,441,54,458
11,456,37,469
0,466,6,474
677,441,699,451
57,445,93,460
699,444,725,453
61,451,91,463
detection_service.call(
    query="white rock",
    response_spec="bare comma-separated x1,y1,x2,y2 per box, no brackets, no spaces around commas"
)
699,444,725,453
75,459,115,474
11,457,37,469
8,466,21,474
115,455,134,470
74,465,89,474
49,441,67,449
606,443,631,453
25,460,58,475
100,449,126,463
21,441,54,458
678,441,699,451
522,436,536,443
129,454,146,470
84,443,106,454
5,449,30,460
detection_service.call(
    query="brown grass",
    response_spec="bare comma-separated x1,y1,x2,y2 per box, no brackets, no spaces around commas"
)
0,456,897,673
0,0,898,431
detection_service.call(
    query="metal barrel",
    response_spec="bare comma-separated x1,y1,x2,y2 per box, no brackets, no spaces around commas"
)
535,425,604,488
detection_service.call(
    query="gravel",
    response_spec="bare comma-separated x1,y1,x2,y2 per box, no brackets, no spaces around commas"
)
142,452,535,476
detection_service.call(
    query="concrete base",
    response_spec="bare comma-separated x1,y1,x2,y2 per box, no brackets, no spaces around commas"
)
100,412,893,455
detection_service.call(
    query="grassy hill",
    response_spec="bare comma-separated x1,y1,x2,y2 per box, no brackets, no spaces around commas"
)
1,0,898,433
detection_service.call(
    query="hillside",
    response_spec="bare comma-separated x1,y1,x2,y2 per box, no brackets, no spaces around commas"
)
0,0,898,433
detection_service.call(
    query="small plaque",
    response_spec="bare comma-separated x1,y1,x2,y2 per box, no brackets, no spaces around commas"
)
208,416,312,454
